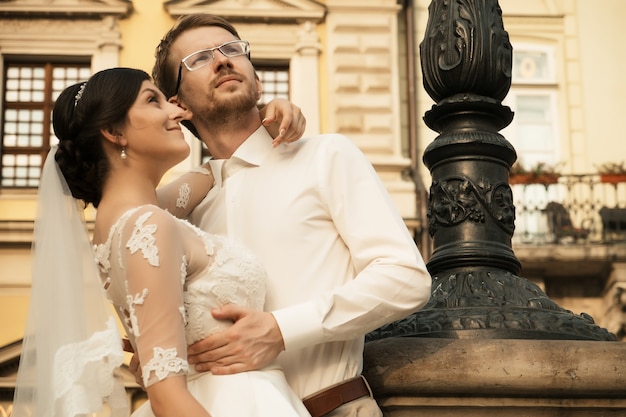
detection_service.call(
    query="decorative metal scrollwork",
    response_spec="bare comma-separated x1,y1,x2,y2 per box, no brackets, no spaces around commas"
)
428,176,515,236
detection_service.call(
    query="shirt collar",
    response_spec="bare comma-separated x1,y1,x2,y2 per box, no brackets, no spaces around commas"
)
231,125,274,167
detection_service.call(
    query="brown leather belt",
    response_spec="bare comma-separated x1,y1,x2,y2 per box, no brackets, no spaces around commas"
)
302,375,371,417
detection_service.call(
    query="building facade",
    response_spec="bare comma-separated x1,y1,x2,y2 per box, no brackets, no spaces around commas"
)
0,0,625,414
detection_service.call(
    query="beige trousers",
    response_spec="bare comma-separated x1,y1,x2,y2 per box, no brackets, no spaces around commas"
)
325,397,383,417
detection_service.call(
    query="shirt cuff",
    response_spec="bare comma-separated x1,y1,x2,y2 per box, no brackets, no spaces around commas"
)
272,300,325,352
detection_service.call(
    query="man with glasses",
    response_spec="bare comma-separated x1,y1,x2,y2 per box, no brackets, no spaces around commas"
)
151,14,432,417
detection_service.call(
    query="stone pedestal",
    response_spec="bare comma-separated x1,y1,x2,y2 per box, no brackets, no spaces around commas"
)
364,338,626,416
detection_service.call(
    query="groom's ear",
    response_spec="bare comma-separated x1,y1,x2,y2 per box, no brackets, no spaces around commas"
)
254,72,263,101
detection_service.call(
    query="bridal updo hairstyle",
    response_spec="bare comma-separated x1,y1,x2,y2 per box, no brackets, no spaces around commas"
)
53,68,150,208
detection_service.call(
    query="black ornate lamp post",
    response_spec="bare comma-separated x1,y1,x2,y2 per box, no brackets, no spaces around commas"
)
370,0,615,341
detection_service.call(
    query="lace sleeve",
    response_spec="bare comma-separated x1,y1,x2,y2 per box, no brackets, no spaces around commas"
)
117,207,190,388
157,163,214,219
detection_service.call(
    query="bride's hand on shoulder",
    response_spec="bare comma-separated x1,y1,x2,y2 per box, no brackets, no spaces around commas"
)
260,98,306,147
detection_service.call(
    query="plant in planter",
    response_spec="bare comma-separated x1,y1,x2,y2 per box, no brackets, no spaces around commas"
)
596,162,626,184
510,161,563,185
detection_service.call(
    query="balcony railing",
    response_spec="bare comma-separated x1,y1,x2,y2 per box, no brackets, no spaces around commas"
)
511,174,626,245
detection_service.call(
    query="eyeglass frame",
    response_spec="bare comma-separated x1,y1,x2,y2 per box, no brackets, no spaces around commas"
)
172,39,251,96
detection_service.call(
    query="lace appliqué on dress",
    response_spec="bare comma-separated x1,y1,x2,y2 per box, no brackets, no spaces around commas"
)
93,243,111,272
53,317,127,416
125,284,149,337
142,346,189,387
183,235,267,344
176,183,191,209
126,211,159,267
178,218,217,256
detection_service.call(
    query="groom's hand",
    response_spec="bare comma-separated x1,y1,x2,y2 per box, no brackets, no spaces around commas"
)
187,305,285,375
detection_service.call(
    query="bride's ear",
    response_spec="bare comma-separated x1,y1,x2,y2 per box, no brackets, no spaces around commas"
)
101,127,126,147
169,96,193,119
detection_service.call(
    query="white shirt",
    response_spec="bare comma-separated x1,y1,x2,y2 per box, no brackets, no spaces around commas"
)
188,127,432,398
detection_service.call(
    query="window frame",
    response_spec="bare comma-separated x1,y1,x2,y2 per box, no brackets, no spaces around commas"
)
0,15,125,194
1,60,91,189
503,44,561,168
511,43,557,85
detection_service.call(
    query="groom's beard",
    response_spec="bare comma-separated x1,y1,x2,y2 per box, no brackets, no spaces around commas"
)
194,70,260,126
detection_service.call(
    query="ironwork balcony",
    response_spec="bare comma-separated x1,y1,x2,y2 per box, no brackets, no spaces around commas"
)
511,173,626,245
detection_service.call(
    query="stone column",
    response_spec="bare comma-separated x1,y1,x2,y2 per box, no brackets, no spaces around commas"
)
290,20,321,136
92,16,123,71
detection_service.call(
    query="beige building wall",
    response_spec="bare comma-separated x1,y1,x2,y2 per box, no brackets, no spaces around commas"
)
576,0,626,171
117,0,175,74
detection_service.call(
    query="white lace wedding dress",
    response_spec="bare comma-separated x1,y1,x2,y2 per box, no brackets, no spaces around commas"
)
93,204,310,417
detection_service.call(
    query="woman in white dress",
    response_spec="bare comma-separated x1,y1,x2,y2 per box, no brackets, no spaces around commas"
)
12,67,310,417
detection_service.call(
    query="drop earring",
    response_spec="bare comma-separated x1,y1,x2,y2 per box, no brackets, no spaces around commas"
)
121,147,127,160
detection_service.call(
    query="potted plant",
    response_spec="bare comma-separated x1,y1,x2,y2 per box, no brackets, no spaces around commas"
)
596,162,626,184
510,161,562,185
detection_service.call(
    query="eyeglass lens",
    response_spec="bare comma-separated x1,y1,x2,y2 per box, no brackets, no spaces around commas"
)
173,40,249,96
183,41,249,71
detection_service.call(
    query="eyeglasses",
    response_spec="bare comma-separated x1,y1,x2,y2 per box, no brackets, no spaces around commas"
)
172,40,250,96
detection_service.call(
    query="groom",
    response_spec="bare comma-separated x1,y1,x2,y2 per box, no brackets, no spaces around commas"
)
151,13,432,417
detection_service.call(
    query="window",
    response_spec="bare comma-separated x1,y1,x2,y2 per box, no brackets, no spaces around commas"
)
256,62,290,105
503,45,559,168
200,61,289,163
1,62,91,188
512,48,556,85
505,45,561,242
506,92,558,168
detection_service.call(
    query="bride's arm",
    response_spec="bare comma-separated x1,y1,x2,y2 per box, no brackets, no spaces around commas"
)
158,99,306,218
148,376,212,417
157,162,214,219
120,208,212,417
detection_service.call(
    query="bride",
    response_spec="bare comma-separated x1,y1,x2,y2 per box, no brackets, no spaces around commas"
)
12,67,310,417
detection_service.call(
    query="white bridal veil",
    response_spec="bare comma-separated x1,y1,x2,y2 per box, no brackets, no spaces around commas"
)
12,147,128,417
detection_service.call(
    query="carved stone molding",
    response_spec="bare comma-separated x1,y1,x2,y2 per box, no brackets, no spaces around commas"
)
0,16,119,36
0,1,128,81
164,0,326,22
0,17,122,59
0,0,132,17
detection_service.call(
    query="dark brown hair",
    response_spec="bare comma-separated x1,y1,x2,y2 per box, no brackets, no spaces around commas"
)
53,68,150,207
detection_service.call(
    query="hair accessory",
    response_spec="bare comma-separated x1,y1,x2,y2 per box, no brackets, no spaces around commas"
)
74,82,87,107
121,147,127,160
